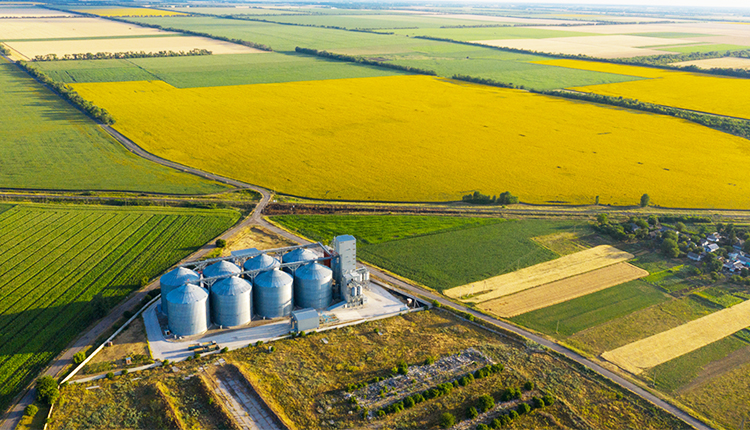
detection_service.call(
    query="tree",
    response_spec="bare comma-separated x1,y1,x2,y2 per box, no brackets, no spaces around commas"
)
439,412,456,428
497,191,519,205
73,351,86,365
467,406,479,419
523,381,534,391
91,293,108,319
662,239,680,258
215,239,227,248
24,404,38,417
596,213,608,224
106,372,115,380
676,222,686,232
640,194,650,207
517,403,531,415
648,215,659,226
478,394,495,412
36,376,59,405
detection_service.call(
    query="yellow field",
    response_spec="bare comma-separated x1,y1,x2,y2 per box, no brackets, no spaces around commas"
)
479,262,648,317
602,299,750,375
71,7,186,17
445,245,633,302
537,59,750,119
72,75,750,206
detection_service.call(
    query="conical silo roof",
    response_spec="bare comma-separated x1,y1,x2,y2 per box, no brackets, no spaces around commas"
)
160,267,200,287
282,248,317,265
203,260,241,278
213,277,252,296
255,268,294,288
243,253,279,272
166,283,209,304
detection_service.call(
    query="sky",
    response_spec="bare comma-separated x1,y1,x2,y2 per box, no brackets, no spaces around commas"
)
464,0,750,8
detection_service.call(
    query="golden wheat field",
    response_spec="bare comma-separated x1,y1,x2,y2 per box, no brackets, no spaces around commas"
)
602,299,750,375
71,7,187,17
479,262,648,317
538,59,750,119
72,75,750,205
445,245,633,302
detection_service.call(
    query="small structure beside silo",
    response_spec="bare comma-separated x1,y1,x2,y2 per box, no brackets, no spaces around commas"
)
292,308,319,333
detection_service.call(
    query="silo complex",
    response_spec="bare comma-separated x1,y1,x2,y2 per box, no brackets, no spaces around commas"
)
203,260,241,279
294,263,333,310
159,267,200,316
254,269,294,318
166,283,210,336
243,253,279,272
211,277,253,327
281,248,317,274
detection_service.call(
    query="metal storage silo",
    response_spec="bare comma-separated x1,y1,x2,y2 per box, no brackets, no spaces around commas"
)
166,283,210,336
294,262,333,310
243,253,279,273
211,277,252,327
253,268,293,318
159,267,200,316
281,248,317,274
203,260,241,279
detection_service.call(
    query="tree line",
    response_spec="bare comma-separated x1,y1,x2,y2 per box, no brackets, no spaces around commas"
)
0,44,9,56
452,74,522,89
294,47,438,75
462,191,519,205
32,48,212,62
17,61,115,125
533,89,750,140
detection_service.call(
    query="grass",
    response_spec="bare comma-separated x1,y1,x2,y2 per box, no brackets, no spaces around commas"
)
642,333,749,393
268,214,505,244
692,286,745,308
567,296,717,355
510,280,669,337
71,75,750,206
35,52,405,88
255,13,505,29
0,59,226,194
661,43,750,53
0,203,240,413
387,26,598,39
628,32,712,39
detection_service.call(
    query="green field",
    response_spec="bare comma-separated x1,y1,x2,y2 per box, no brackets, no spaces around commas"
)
252,13,514,29
662,43,750,53
35,52,404,88
629,32,711,39
127,16,643,90
386,26,596,40
174,6,306,15
0,59,225,194
642,333,750,393
567,296,717,355
0,204,240,413
510,280,670,338
272,215,587,291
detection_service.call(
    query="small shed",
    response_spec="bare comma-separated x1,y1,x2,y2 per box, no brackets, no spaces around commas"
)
291,308,319,333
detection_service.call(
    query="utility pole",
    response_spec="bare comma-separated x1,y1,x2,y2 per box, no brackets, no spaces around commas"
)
556,320,560,335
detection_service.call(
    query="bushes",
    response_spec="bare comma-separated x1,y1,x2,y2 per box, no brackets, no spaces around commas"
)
32,49,211,61
16,61,115,125
477,394,495,412
523,381,534,391
500,387,522,401
516,402,531,415
73,351,86,365
467,406,479,419
215,239,227,248
106,372,115,380
36,376,59,406
440,412,456,428
295,47,437,76
24,404,38,417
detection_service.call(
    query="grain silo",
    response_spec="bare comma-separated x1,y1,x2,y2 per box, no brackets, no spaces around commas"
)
294,262,333,309
166,283,210,336
203,260,241,279
253,268,293,318
281,248,317,274
159,267,200,316
211,277,252,327
243,253,279,272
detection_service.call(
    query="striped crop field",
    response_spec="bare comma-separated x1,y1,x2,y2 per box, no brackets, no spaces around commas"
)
0,204,239,413
537,59,750,120
69,7,188,17
72,75,750,208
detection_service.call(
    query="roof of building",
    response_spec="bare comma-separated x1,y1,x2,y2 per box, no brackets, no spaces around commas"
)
291,308,319,321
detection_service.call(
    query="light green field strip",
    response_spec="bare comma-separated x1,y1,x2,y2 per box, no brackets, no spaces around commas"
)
1,34,182,42
603,299,750,375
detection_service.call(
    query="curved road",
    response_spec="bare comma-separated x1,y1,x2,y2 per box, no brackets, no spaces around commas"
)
0,127,711,430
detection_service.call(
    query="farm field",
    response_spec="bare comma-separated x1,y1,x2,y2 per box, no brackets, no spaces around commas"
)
0,58,225,194
0,5,75,18
69,6,187,17
386,25,595,39
480,262,648,317
272,215,589,291
672,56,750,69
34,52,405,87
602,299,750,375
0,17,173,40
0,203,240,414
172,6,306,15
6,35,265,61
511,280,670,338
253,13,515,29
661,43,750,53
71,75,750,206
540,59,750,119
49,309,689,430
446,245,633,302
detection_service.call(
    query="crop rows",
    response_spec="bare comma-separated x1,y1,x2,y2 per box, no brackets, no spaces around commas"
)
0,205,239,412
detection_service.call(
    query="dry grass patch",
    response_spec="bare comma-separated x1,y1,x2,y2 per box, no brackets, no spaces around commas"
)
480,262,648,317
0,17,171,40
473,35,695,58
672,57,750,69
71,7,187,17
220,226,296,257
446,245,633,302
603,299,750,374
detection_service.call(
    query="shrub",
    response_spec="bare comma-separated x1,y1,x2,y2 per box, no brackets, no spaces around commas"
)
106,372,115,380
36,376,59,406
478,394,495,412
424,356,436,365
467,406,479,419
215,239,227,248
24,404,38,417
517,403,531,415
123,310,134,319
509,410,519,419
501,387,522,401
404,396,415,408
269,346,276,352
439,412,456,429
532,397,545,408
523,381,534,391
73,351,86,365
542,394,556,405
377,410,386,417
194,352,202,359
256,340,263,347
221,347,229,353
122,369,129,376
162,360,170,366
477,425,490,430
491,417,503,429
